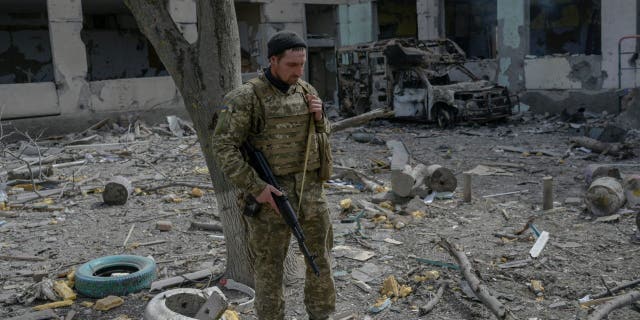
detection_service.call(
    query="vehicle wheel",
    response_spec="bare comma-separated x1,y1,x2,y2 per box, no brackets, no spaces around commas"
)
75,255,157,298
435,107,454,129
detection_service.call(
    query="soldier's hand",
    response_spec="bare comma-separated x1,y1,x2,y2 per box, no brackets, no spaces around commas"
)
306,94,323,121
256,184,283,214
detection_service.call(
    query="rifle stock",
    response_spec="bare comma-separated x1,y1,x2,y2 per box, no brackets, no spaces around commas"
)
242,142,321,277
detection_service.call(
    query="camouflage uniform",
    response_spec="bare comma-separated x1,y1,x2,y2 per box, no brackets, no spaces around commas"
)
211,74,336,320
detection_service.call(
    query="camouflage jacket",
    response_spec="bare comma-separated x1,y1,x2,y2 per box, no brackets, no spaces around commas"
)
211,75,330,197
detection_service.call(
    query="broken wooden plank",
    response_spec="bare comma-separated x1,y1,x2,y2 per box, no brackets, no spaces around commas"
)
332,108,395,132
12,188,65,204
8,165,53,180
150,268,222,292
6,309,59,320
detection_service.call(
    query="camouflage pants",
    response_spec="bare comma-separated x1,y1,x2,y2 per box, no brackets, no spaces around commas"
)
246,170,336,320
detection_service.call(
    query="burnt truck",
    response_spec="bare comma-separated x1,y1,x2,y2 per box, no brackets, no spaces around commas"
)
336,38,515,127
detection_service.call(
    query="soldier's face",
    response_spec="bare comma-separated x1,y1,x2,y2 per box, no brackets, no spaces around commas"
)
270,49,306,85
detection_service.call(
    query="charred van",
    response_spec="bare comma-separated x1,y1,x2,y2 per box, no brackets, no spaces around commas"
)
336,38,515,127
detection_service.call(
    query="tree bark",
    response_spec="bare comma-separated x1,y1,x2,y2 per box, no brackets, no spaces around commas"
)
125,0,254,286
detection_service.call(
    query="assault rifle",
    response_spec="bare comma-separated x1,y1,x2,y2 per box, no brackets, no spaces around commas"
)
241,142,320,277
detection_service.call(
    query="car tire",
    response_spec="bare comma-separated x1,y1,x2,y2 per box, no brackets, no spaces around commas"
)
144,288,208,320
75,255,157,298
435,106,454,129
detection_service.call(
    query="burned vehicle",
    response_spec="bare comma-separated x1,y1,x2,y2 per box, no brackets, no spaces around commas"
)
336,38,515,127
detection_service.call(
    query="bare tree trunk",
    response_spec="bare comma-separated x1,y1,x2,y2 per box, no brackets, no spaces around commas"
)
125,0,254,286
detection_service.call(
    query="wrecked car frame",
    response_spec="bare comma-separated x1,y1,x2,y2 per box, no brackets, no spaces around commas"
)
336,38,515,127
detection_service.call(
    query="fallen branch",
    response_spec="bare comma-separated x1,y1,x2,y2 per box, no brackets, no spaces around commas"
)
419,282,447,315
592,278,640,299
588,290,640,320
332,108,395,132
439,238,517,320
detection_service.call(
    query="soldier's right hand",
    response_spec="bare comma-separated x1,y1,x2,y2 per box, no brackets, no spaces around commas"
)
255,184,283,214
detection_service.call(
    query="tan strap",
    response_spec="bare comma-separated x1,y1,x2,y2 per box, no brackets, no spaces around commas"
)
297,82,315,212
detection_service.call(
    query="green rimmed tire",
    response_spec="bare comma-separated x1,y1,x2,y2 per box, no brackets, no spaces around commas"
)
75,255,156,298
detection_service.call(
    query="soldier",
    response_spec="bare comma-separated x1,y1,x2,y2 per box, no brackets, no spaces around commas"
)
211,31,335,320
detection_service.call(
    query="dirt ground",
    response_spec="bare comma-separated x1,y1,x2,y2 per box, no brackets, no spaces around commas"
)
1,111,639,320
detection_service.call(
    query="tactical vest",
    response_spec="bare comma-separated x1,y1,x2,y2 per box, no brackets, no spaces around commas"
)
247,76,320,176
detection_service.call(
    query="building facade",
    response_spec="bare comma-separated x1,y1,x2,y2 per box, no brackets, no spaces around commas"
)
1,0,637,132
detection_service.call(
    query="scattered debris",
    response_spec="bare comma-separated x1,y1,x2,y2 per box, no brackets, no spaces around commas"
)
586,177,626,216
439,238,517,320
32,299,73,311
419,282,447,316
569,136,634,159
103,176,133,205
587,290,640,320
156,220,173,231
94,295,124,311
150,267,223,292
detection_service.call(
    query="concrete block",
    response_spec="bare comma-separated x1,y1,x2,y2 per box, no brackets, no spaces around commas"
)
156,220,173,231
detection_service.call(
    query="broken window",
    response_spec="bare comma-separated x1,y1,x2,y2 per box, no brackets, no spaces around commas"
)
0,0,53,84
236,2,261,73
306,4,338,102
377,0,417,39
530,0,601,56
81,1,168,81
444,0,497,59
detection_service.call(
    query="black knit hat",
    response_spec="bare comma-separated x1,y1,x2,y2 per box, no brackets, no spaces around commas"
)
267,31,307,58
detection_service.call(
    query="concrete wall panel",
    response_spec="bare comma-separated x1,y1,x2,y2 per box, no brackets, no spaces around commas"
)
525,57,582,90
0,82,58,119
89,77,181,112
338,2,375,45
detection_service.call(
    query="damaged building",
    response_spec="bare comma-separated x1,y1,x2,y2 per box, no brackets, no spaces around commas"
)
0,0,638,132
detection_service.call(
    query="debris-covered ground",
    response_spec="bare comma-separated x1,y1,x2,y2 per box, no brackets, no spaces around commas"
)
1,110,639,320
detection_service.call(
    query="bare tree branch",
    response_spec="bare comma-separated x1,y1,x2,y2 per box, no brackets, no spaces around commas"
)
588,291,640,320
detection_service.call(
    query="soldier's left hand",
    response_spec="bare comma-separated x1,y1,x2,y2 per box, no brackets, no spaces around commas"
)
306,94,323,121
